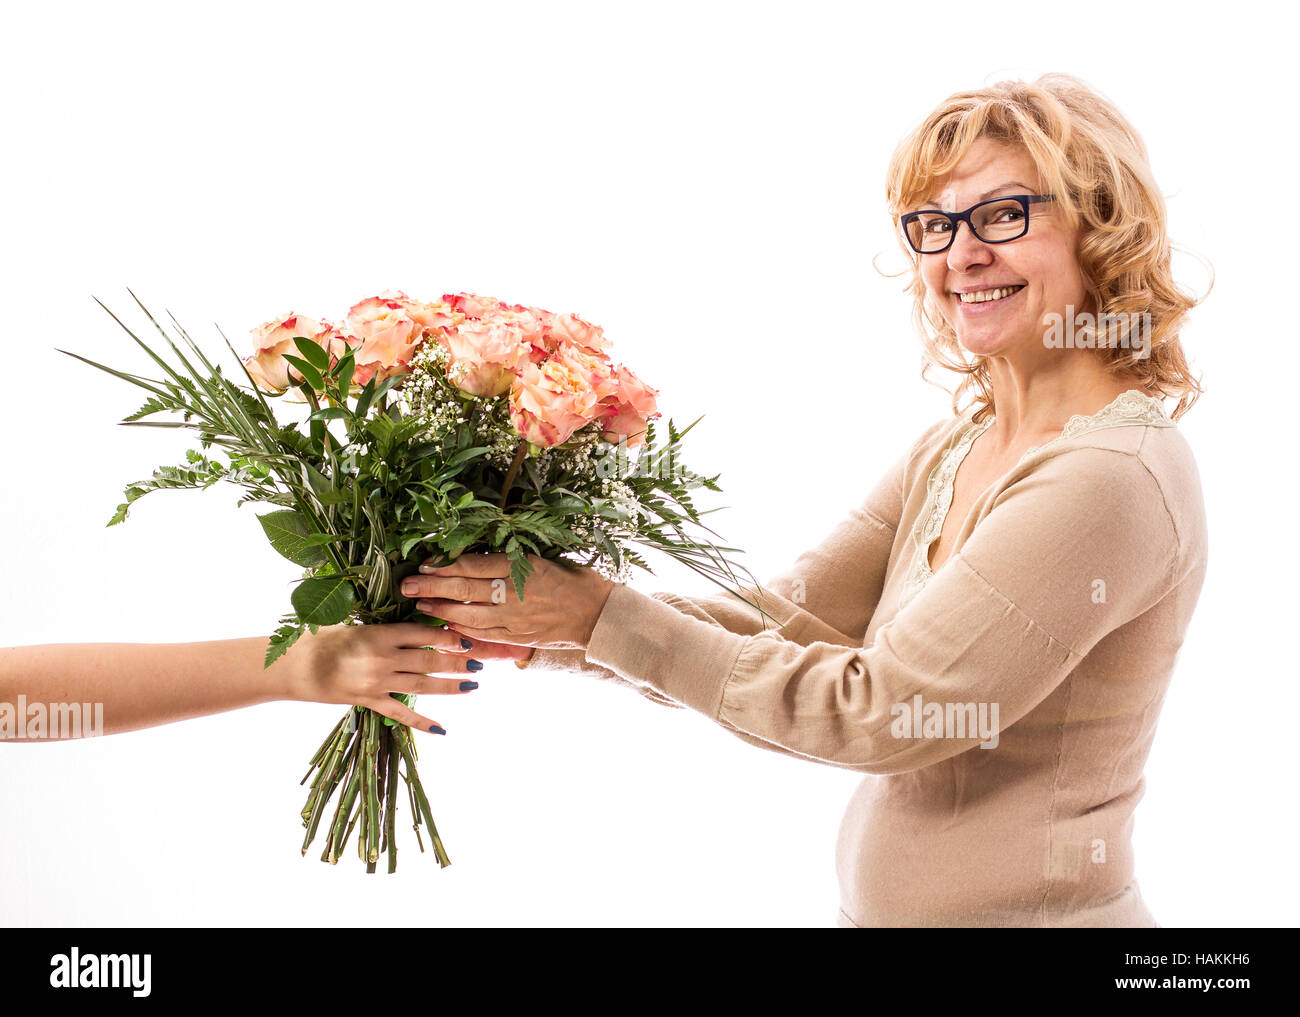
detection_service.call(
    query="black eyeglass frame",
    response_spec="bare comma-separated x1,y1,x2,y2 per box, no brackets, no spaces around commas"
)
899,194,1056,255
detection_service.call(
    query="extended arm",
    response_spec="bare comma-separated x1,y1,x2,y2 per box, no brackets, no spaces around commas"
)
577,445,1191,772
0,622,482,740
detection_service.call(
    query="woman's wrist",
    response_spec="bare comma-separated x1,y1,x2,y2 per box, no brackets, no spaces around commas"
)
515,573,614,668
275,627,325,703
579,575,617,648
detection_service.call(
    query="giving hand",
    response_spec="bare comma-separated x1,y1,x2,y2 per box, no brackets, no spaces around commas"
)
399,553,615,653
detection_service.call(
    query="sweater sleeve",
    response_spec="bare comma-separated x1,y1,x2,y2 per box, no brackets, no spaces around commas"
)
521,427,915,707
580,443,1188,774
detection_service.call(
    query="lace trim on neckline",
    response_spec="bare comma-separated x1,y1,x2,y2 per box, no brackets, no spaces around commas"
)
1020,389,1173,458
895,390,1173,610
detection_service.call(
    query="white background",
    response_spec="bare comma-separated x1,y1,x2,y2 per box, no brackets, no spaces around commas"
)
0,0,1293,927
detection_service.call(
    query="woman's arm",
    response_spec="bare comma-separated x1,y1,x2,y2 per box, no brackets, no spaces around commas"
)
0,621,483,741
516,422,933,702
574,442,1201,773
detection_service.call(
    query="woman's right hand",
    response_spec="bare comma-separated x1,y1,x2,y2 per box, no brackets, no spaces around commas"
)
282,622,525,733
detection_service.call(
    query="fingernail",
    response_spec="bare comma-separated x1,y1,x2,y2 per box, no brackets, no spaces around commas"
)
460,638,474,649
419,563,443,574
459,680,479,691
401,580,418,595
428,724,446,735
466,659,483,672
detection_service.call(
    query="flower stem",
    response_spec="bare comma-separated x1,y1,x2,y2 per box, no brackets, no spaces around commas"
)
397,727,451,867
364,710,381,864
497,440,528,510
325,732,364,864
385,726,400,873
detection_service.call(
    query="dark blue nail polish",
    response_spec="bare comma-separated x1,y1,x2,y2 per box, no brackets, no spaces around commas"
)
460,638,474,649
459,680,479,692
466,659,483,672
428,724,446,735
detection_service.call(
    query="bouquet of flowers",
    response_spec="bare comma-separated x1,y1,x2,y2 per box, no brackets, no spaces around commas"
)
65,288,766,873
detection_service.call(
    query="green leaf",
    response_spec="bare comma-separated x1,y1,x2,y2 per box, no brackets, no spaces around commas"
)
440,528,479,559
258,509,328,567
507,545,533,603
545,494,591,514
292,336,331,375
354,377,378,418
299,461,335,503
58,347,173,402
365,412,396,453
291,575,356,626
308,406,351,422
122,395,171,422
596,503,633,523
282,355,325,391
332,349,356,392
448,446,491,467
372,376,404,402
265,619,307,668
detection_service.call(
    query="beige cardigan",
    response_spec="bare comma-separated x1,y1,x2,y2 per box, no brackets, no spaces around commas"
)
524,390,1208,927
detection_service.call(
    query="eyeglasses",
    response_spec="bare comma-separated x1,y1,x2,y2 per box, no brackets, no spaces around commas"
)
899,194,1056,254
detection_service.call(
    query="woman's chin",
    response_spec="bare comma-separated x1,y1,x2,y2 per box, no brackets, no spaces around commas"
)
956,333,1011,358
955,325,1038,360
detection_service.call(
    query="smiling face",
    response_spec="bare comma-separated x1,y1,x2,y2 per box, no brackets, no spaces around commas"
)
915,137,1088,363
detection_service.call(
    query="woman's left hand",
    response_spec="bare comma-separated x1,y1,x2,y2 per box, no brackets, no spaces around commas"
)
399,553,615,651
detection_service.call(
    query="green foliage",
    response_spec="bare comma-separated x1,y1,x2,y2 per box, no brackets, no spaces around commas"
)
266,616,307,668
258,510,329,568
291,575,356,626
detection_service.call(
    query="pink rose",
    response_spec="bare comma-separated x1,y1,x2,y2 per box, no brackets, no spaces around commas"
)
508,357,607,448
443,292,509,319
345,294,427,384
552,343,620,402
504,303,557,336
499,303,560,362
374,289,463,333
244,313,333,392
442,319,530,397
443,293,569,364
598,364,660,448
549,311,609,355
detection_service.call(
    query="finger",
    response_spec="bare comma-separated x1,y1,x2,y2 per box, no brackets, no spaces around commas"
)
399,574,503,604
414,599,512,632
440,635,532,661
444,622,530,647
385,622,472,653
385,671,483,695
364,695,446,736
394,647,483,678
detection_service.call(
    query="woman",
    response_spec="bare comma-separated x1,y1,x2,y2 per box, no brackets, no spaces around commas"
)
399,74,1210,927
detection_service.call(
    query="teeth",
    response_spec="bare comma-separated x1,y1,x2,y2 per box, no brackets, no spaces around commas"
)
958,285,1023,303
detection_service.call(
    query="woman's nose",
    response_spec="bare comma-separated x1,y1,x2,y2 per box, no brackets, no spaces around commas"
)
945,220,993,271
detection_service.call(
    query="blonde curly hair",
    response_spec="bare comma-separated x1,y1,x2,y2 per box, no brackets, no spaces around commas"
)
884,73,1209,422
